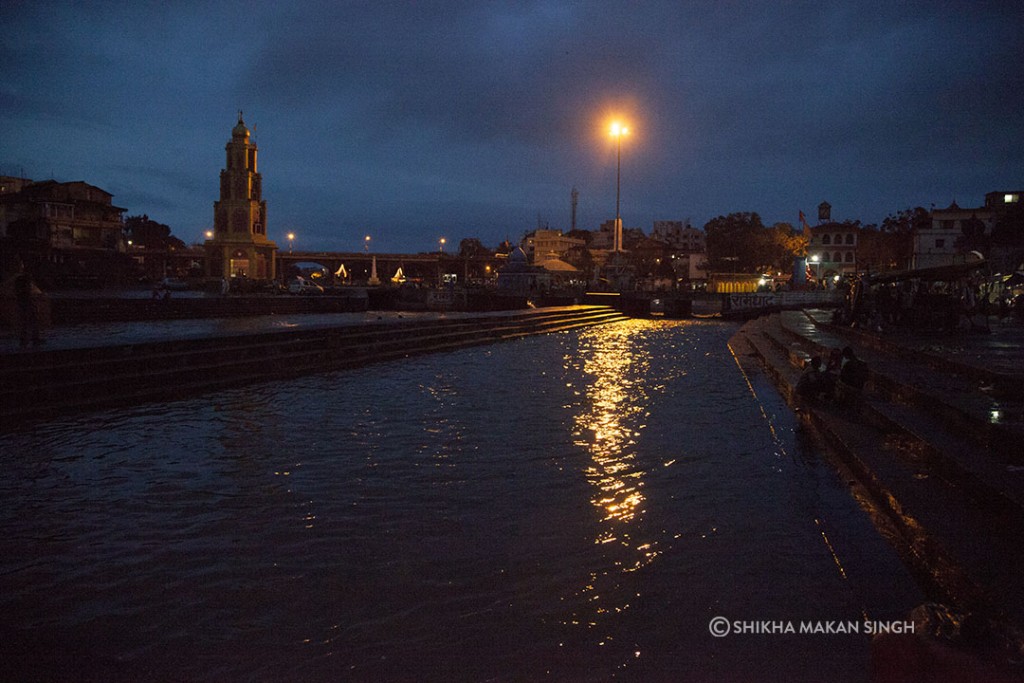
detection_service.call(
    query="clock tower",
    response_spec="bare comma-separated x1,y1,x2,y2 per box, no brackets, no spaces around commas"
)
205,112,277,280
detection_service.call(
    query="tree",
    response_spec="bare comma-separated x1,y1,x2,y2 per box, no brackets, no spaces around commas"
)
763,222,808,274
857,224,901,271
703,212,766,272
123,214,186,251
879,207,929,269
458,237,490,259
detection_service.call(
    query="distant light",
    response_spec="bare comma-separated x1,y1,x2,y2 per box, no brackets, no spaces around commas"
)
833,275,840,282
287,232,295,240
1006,194,1019,204
610,121,629,137
205,230,213,239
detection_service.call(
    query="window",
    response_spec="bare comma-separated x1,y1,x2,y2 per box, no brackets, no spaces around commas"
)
846,234,854,245
845,252,854,263
1005,194,1019,204
834,252,843,263
822,234,831,245
936,239,945,248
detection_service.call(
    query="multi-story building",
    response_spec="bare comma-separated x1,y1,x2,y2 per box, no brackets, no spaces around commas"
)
205,113,277,280
914,191,1022,269
651,220,705,253
807,223,858,277
523,229,585,264
0,178,127,282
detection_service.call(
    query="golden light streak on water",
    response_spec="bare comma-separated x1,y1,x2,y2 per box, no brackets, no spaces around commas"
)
563,320,667,632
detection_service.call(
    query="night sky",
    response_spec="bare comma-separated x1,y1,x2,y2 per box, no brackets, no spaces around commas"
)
2,2,1021,253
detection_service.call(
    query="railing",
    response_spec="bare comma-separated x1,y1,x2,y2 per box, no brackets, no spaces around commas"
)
726,291,843,312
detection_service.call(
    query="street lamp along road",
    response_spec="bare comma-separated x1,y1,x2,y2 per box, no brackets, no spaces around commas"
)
287,232,295,254
439,237,446,253
610,121,629,252
364,235,371,252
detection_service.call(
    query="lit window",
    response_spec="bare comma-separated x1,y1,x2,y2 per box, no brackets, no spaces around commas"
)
1006,194,1020,203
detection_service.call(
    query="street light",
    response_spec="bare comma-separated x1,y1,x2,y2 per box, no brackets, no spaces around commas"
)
439,237,446,253
205,230,213,240
287,232,295,254
364,235,371,252
610,121,629,252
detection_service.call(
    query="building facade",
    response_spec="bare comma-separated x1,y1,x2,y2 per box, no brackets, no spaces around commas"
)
914,191,1022,269
523,229,585,263
651,220,705,253
0,178,127,284
205,114,277,280
807,223,858,277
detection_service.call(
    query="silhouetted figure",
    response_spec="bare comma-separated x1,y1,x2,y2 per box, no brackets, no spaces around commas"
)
838,346,868,394
796,356,830,403
13,265,42,348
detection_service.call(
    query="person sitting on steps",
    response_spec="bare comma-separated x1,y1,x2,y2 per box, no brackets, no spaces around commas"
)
836,346,868,403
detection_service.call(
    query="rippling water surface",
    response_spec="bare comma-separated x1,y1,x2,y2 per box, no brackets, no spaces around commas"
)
1,319,920,681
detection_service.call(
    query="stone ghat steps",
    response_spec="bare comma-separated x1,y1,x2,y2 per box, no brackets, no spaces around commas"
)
0,306,628,428
790,309,1024,454
777,311,1024,470
732,315,1024,644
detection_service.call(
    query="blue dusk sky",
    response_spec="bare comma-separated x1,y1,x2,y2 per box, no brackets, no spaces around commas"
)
2,1,1021,253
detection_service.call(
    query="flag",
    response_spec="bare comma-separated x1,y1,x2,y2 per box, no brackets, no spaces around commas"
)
799,210,811,237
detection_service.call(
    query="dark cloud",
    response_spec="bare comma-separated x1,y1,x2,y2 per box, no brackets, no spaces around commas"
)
2,1,1020,251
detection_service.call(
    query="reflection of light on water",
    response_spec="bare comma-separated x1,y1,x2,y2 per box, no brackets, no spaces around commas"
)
564,321,665,635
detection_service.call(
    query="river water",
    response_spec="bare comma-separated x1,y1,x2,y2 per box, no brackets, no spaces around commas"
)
0,319,922,681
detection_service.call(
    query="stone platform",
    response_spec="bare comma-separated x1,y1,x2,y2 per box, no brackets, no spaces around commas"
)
0,305,627,429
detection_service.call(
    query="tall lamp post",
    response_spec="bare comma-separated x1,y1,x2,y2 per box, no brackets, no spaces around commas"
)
610,121,629,252
364,235,371,252
287,232,295,254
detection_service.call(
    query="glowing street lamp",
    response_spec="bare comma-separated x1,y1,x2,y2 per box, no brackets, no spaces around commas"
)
205,230,213,240
610,121,629,252
287,232,295,254
364,235,371,252
439,237,446,253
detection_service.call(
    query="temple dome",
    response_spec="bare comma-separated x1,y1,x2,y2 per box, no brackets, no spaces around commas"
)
232,114,250,139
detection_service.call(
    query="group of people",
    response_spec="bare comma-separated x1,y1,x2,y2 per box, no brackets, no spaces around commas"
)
796,345,868,405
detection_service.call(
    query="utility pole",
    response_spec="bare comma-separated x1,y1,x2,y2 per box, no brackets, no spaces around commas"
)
571,186,578,232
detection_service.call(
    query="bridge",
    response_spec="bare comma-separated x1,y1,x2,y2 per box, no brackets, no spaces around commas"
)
275,250,505,284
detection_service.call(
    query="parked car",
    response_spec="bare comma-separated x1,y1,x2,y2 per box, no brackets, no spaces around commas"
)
288,278,324,295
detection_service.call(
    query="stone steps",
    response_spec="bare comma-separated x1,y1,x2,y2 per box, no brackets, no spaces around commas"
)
0,306,629,429
786,312,1024,464
732,315,1024,648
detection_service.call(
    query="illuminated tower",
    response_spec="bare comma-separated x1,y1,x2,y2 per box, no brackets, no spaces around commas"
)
205,112,277,280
